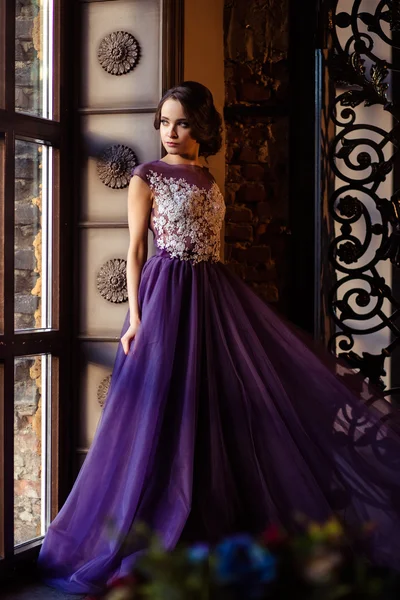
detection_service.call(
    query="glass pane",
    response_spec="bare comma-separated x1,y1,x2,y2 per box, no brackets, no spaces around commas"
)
15,139,53,331
14,354,51,546
15,0,54,119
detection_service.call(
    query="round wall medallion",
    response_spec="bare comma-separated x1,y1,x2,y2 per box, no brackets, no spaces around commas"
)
97,144,138,189
97,258,128,303
98,31,140,76
97,374,112,408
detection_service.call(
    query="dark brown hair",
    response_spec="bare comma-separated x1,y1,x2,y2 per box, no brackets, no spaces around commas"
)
154,81,223,157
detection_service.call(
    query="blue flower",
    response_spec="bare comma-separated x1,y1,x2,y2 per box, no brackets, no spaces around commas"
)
214,534,276,597
187,543,210,563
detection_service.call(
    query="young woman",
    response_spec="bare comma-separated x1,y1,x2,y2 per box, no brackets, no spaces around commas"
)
38,81,400,594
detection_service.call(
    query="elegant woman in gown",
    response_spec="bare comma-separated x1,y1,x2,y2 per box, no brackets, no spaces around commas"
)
38,81,400,595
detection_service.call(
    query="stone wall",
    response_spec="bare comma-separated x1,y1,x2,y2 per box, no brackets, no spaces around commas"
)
223,0,290,311
14,356,42,545
14,0,43,545
16,0,41,114
15,141,41,331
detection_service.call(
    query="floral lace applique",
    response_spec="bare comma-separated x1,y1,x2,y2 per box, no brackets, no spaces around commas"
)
147,170,226,264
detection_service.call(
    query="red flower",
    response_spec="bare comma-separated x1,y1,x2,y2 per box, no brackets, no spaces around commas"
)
108,574,136,588
261,524,287,546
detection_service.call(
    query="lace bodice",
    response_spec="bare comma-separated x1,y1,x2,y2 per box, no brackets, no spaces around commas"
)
132,160,226,264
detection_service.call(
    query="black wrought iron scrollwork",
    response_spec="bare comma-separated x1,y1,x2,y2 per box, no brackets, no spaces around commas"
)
326,1,400,396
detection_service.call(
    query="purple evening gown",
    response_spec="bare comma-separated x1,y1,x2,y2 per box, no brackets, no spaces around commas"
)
38,160,400,594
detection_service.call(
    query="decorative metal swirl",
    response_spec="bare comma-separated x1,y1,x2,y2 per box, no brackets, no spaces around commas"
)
98,31,140,76
326,1,400,395
96,259,128,303
97,374,112,408
97,144,138,189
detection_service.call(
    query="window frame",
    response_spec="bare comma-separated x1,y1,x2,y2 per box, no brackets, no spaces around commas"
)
0,0,74,573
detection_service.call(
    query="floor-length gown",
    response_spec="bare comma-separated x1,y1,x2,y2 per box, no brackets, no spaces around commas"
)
38,160,400,594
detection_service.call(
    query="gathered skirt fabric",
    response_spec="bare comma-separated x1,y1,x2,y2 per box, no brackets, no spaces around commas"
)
38,251,400,594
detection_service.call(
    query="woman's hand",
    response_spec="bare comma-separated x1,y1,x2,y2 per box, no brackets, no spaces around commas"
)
121,316,141,355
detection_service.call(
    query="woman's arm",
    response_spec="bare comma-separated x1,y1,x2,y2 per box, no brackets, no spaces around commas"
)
121,175,152,355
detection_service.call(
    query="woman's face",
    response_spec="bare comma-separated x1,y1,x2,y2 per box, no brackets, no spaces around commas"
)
159,98,199,159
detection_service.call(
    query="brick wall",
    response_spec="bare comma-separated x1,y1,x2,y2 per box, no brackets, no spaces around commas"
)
14,0,42,545
223,0,290,312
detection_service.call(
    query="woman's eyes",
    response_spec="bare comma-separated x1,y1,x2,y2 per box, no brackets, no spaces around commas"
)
160,120,189,128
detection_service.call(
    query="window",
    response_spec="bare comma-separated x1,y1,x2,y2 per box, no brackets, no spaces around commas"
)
0,0,72,569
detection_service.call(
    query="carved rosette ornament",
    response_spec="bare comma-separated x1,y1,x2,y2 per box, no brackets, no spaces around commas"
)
98,31,140,76
97,145,138,189
97,374,112,408
97,259,128,303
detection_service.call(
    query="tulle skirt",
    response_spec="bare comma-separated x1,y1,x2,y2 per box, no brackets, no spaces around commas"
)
38,249,400,594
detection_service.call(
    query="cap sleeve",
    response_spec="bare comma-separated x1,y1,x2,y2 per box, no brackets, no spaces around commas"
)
131,162,151,184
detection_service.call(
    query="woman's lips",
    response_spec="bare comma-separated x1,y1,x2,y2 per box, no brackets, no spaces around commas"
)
166,142,179,147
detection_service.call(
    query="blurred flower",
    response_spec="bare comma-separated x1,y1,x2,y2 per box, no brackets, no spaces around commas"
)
187,543,210,563
102,574,137,600
303,547,343,585
99,518,400,600
215,534,276,585
307,517,343,543
322,517,343,541
105,589,134,600
261,524,287,547
108,575,136,589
